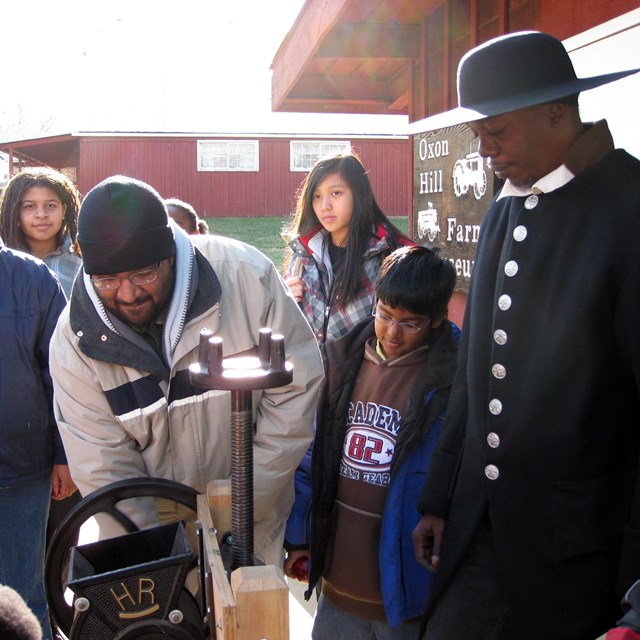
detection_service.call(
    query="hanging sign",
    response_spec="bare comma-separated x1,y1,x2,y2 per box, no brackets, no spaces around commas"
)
412,124,499,292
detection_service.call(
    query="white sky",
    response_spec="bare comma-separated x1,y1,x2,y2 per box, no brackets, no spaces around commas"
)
0,0,408,135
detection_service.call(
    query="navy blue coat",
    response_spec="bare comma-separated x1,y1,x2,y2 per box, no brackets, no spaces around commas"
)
0,244,67,486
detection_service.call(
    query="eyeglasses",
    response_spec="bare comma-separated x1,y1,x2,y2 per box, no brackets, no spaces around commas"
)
91,263,161,291
372,310,431,334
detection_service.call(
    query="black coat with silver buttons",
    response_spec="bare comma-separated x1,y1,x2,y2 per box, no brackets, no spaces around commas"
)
420,148,640,639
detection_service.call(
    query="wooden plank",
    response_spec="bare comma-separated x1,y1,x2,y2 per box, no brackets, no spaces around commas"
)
231,566,289,640
198,495,237,640
206,480,233,546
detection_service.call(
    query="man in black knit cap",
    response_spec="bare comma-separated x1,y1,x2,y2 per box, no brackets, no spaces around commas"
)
49,175,323,567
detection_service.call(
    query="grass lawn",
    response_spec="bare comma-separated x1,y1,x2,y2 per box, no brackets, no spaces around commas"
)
202,216,409,269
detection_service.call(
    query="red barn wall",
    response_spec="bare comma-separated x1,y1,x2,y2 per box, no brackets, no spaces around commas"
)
77,136,410,219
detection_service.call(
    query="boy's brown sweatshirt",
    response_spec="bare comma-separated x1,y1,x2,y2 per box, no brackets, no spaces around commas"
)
322,338,428,621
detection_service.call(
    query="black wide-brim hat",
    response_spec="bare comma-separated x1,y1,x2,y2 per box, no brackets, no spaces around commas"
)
409,31,639,133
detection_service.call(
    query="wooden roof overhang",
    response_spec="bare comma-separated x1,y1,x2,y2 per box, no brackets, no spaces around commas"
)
271,0,638,123
271,0,434,117
0,133,79,171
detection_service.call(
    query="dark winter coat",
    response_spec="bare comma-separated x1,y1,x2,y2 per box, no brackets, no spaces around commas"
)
420,147,640,639
308,317,459,625
0,243,67,486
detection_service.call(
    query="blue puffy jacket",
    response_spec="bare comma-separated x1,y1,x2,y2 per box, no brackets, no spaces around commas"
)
0,243,67,486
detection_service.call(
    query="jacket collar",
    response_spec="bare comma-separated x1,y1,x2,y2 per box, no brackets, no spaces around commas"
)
296,222,392,257
326,316,458,391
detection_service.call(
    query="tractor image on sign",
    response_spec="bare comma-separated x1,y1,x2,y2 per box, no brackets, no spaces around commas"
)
417,202,441,242
452,151,487,200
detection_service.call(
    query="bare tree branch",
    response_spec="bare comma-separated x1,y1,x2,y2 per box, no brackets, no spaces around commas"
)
0,103,56,133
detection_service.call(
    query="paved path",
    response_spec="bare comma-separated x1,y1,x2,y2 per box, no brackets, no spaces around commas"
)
287,576,315,638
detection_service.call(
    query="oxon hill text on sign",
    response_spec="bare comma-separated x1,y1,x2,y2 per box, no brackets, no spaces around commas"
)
412,124,500,292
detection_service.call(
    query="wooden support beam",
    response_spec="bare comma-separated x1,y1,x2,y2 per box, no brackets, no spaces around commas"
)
198,495,237,640
388,90,409,110
388,65,412,110
207,479,232,546
290,74,393,102
199,487,289,640
500,0,508,32
470,0,479,46
271,0,352,111
279,98,404,115
317,23,421,59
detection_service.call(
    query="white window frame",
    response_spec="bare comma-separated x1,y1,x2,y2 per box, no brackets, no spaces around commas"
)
197,140,259,172
289,140,351,172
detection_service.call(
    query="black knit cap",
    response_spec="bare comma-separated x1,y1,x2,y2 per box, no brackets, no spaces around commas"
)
78,175,175,275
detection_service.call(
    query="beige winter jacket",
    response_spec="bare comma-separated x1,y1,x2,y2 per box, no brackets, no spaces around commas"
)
50,230,323,560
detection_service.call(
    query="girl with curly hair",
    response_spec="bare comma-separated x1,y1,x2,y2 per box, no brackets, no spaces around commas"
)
0,167,81,297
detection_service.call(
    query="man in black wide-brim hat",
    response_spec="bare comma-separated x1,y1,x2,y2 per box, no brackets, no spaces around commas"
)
411,31,640,640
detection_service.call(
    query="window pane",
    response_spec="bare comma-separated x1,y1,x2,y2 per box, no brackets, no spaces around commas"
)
198,140,258,171
290,141,351,171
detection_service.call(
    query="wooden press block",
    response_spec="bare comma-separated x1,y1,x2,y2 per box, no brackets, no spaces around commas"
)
231,565,289,640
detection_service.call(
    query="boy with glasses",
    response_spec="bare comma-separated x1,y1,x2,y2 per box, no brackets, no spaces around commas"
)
299,245,458,639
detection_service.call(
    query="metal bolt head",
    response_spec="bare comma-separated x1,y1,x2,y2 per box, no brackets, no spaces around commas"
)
169,609,184,624
74,597,90,612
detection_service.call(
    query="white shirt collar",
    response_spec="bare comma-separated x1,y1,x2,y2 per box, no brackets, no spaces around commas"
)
497,164,575,200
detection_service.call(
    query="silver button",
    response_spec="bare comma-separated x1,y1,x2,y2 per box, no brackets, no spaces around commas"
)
504,260,518,277
524,194,539,209
498,294,511,311
487,432,500,448
489,399,502,415
485,464,500,480
494,329,507,345
76,330,83,337
513,226,527,242
101,335,108,342
492,364,506,379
